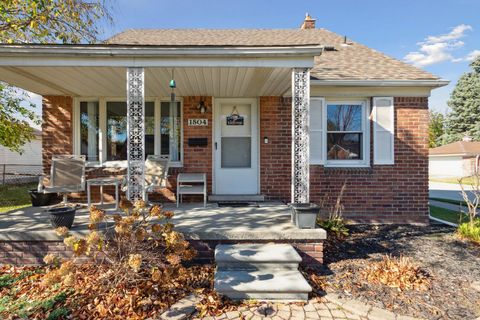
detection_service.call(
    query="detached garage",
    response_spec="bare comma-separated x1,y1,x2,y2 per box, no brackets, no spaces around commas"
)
429,140,480,178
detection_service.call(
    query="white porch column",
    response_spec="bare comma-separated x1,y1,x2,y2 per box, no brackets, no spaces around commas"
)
291,68,311,204
126,67,145,200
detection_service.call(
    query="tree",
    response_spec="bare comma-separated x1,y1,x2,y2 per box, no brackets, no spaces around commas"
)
444,56,480,143
0,0,112,153
429,110,445,148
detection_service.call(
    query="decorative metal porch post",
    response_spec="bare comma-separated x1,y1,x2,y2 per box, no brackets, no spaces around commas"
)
291,68,311,204
126,67,145,201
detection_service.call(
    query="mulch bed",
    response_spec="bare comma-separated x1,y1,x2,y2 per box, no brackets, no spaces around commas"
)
317,224,480,320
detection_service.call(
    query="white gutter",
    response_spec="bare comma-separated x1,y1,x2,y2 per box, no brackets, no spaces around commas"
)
0,44,325,57
311,79,449,88
0,44,323,68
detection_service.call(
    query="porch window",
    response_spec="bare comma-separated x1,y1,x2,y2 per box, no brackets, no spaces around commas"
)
79,101,99,161
75,99,182,166
106,102,155,161
310,99,369,167
160,101,181,162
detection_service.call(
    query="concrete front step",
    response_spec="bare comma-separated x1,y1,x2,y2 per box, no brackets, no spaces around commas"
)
208,194,265,202
214,269,312,301
215,243,302,270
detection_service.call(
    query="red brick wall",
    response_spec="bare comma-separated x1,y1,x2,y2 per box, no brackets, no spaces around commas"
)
259,97,292,199
42,95,429,224
259,96,429,224
42,96,73,174
0,240,323,266
180,96,213,194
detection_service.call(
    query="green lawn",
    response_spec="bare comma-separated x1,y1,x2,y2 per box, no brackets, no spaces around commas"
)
0,183,36,213
430,176,479,185
429,205,469,224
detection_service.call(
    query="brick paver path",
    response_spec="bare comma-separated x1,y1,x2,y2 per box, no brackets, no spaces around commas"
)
192,300,366,320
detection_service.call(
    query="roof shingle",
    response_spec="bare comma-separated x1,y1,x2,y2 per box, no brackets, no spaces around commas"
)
106,28,439,81
430,141,480,156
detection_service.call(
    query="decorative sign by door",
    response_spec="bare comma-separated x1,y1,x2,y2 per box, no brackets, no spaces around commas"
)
188,119,208,126
226,106,244,125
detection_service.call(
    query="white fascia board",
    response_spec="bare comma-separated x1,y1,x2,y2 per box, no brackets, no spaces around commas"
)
429,153,473,157
311,79,450,88
0,45,323,68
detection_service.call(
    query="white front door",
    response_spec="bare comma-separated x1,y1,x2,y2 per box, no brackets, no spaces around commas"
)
214,98,259,194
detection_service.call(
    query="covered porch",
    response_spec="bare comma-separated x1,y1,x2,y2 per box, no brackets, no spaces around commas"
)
0,43,322,204
0,203,326,265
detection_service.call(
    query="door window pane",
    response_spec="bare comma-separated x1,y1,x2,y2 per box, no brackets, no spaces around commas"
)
80,101,99,161
160,101,181,161
221,137,251,168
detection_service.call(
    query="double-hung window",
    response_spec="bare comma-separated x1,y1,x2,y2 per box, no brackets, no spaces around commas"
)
75,99,182,166
310,99,370,167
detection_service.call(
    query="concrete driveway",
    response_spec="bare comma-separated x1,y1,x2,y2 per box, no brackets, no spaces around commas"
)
429,181,475,202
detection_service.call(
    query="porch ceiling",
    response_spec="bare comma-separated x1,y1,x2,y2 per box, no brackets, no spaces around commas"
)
0,66,292,97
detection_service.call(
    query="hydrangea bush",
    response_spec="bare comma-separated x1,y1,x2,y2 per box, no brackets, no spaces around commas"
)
44,199,196,292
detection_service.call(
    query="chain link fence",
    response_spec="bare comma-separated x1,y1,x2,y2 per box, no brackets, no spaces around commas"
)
0,164,42,185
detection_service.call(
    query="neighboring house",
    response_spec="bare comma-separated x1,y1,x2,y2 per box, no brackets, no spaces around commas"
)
429,140,480,178
0,15,448,223
0,128,42,165
0,128,42,184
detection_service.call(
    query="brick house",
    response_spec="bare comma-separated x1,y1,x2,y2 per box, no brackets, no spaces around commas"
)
0,15,447,224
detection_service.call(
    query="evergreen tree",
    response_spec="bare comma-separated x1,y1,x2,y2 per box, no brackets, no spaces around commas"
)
429,110,445,148
444,56,480,143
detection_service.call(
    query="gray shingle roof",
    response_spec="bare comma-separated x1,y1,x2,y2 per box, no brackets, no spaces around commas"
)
106,28,439,81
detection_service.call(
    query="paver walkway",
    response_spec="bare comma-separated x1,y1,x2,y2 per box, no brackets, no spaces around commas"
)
166,293,419,320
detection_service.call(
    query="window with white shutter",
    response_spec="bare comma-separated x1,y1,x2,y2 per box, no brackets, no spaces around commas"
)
373,97,395,165
309,97,325,164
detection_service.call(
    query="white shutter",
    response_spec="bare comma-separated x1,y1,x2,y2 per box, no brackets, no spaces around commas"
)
309,97,325,164
373,97,395,165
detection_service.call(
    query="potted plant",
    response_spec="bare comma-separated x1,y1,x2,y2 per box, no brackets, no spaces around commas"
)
290,203,320,229
45,205,78,229
28,189,56,207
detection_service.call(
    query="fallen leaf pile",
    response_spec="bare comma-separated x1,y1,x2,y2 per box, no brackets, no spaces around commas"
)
0,263,214,319
361,255,431,291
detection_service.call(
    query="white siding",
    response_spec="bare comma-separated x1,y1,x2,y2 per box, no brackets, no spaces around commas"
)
429,156,464,178
0,137,42,165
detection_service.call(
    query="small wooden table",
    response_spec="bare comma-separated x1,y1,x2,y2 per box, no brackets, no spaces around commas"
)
177,173,207,207
87,177,121,210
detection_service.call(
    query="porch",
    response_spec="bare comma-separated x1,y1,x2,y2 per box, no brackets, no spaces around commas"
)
0,203,326,265
0,44,319,204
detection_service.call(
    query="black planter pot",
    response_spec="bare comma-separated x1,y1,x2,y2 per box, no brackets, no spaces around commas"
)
290,203,320,229
46,206,77,229
29,190,55,207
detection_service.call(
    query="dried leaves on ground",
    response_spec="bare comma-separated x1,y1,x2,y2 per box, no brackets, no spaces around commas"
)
317,224,480,320
0,264,214,319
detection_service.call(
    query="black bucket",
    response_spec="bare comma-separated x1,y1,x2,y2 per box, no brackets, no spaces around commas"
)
29,190,55,207
46,206,76,229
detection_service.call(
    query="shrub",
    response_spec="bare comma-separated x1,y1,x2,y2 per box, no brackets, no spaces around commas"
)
457,218,480,244
317,180,349,237
42,199,200,317
362,255,431,291
458,174,480,243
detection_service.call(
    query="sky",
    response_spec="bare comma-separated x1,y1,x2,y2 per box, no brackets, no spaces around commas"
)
26,0,480,124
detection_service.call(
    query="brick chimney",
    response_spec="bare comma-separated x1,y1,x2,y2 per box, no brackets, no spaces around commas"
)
300,13,316,29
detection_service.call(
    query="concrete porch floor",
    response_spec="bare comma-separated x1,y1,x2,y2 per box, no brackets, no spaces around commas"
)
0,202,327,242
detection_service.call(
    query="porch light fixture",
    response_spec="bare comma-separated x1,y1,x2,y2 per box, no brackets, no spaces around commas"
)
169,68,176,102
197,100,207,114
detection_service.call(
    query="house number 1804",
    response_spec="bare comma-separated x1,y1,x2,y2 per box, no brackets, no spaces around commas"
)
188,119,208,126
